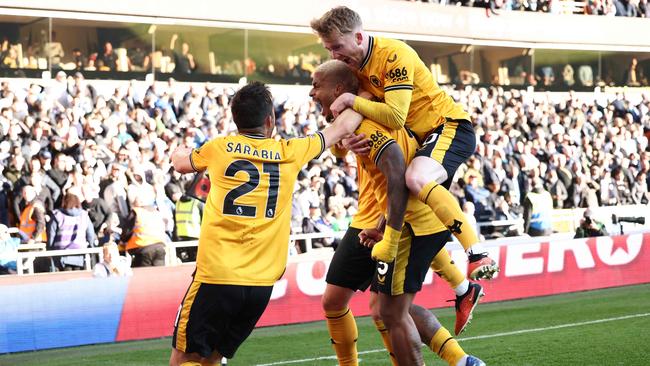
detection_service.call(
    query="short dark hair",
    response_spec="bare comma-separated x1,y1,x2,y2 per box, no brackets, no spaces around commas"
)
230,82,273,130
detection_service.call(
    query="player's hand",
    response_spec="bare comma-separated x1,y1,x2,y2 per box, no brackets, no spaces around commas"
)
359,228,383,248
330,93,355,118
342,133,370,156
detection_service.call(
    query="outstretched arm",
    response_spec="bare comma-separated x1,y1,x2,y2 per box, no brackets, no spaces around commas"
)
171,146,201,174
319,108,364,149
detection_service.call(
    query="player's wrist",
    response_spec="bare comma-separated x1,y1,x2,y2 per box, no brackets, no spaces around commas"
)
383,225,402,245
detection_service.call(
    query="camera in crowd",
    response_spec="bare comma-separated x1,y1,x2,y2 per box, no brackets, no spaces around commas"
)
611,214,645,225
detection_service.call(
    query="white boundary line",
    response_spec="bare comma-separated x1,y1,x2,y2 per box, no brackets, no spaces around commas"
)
255,312,650,366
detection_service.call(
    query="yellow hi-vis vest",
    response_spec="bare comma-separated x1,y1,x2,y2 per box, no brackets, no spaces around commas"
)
175,198,201,239
126,207,166,251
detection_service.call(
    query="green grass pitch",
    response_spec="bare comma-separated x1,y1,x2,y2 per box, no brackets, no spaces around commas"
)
2,284,648,365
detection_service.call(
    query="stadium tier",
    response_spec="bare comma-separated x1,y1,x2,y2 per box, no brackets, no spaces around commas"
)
0,1,649,364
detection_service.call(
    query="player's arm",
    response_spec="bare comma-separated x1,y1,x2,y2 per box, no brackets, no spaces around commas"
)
376,143,408,233
369,142,408,261
331,54,415,130
319,108,364,149
351,88,412,130
171,146,197,174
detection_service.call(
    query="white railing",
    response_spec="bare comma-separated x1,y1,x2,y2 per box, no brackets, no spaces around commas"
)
10,204,649,275
15,247,104,274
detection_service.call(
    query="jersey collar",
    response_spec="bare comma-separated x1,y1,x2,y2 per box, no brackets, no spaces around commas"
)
359,35,374,72
241,133,266,139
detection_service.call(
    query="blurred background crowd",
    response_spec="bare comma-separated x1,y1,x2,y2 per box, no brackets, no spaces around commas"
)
409,0,650,17
0,72,649,270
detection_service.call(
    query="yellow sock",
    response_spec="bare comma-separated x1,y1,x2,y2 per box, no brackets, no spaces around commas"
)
430,249,465,288
180,362,202,366
430,327,466,366
374,320,399,366
419,182,479,252
325,308,358,366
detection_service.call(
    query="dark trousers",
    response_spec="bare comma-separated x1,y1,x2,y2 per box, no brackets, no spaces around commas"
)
129,242,166,267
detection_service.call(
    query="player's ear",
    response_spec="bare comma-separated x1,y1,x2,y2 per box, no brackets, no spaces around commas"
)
355,32,363,45
265,111,275,135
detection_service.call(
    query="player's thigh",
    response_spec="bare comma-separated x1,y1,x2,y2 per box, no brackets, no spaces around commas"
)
326,227,375,292
173,281,272,359
413,119,476,189
218,285,273,358
373,224,450,296
402,229,451,294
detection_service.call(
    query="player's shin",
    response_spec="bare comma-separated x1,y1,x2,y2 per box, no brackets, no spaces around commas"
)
430,327,466,366
373,319,398,366
430,250,468,296
325,308,359,366
418,181,479,251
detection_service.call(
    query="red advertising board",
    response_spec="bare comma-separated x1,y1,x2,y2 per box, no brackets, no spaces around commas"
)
116,233,650,340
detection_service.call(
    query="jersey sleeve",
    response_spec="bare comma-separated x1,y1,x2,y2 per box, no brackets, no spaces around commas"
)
356,121,396,166
383,47,415,92
190,139,220,171
288,132,325,167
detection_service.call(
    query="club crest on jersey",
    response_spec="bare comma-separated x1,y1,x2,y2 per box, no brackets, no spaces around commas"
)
370,75,382,88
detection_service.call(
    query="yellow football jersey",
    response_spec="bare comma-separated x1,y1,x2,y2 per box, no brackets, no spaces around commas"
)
350,164,383,229
357,36,470,141
190,132,325,286
354,119,446,236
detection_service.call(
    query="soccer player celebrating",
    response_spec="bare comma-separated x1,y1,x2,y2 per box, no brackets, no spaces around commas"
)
312,60,485,366
311,6,499,280
169,82,362,366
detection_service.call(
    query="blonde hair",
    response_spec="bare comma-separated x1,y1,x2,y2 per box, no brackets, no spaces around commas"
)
310,6,362,37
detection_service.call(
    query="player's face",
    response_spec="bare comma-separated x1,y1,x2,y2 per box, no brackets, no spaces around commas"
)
309,71,337,119
321,32,364,69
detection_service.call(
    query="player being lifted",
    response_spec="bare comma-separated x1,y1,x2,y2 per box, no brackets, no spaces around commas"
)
311,6,499,279
169,82,362,366
313,60,485,366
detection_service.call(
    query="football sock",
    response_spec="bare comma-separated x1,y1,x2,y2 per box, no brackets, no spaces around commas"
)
180,362,202,366
430,327,466,366
418,181,479,252
466,242,487,256
374,320,398,366
430,250,466,293
325,308,358,366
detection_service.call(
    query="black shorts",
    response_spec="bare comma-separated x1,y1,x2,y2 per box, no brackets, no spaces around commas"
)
414,119,476,189
325,227,376,292
373,224,450,296
172,281,273,359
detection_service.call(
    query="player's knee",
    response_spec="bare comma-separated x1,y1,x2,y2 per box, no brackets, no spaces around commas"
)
405,159,447,194
378,306,401,327
369,303,382,322
405,166,423,194
322,292,347,312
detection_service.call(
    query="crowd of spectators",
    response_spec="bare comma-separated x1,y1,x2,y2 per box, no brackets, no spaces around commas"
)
409,0,650,16
0,71,649,272
0,33,321,82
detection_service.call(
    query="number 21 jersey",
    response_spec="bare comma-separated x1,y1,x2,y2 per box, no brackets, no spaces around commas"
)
190,132,325,286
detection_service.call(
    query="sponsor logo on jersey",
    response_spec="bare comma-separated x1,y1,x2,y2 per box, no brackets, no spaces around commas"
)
386,67,408,83
370,75,382,88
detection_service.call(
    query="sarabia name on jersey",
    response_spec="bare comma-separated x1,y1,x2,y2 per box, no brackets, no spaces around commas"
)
226,142,282,160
